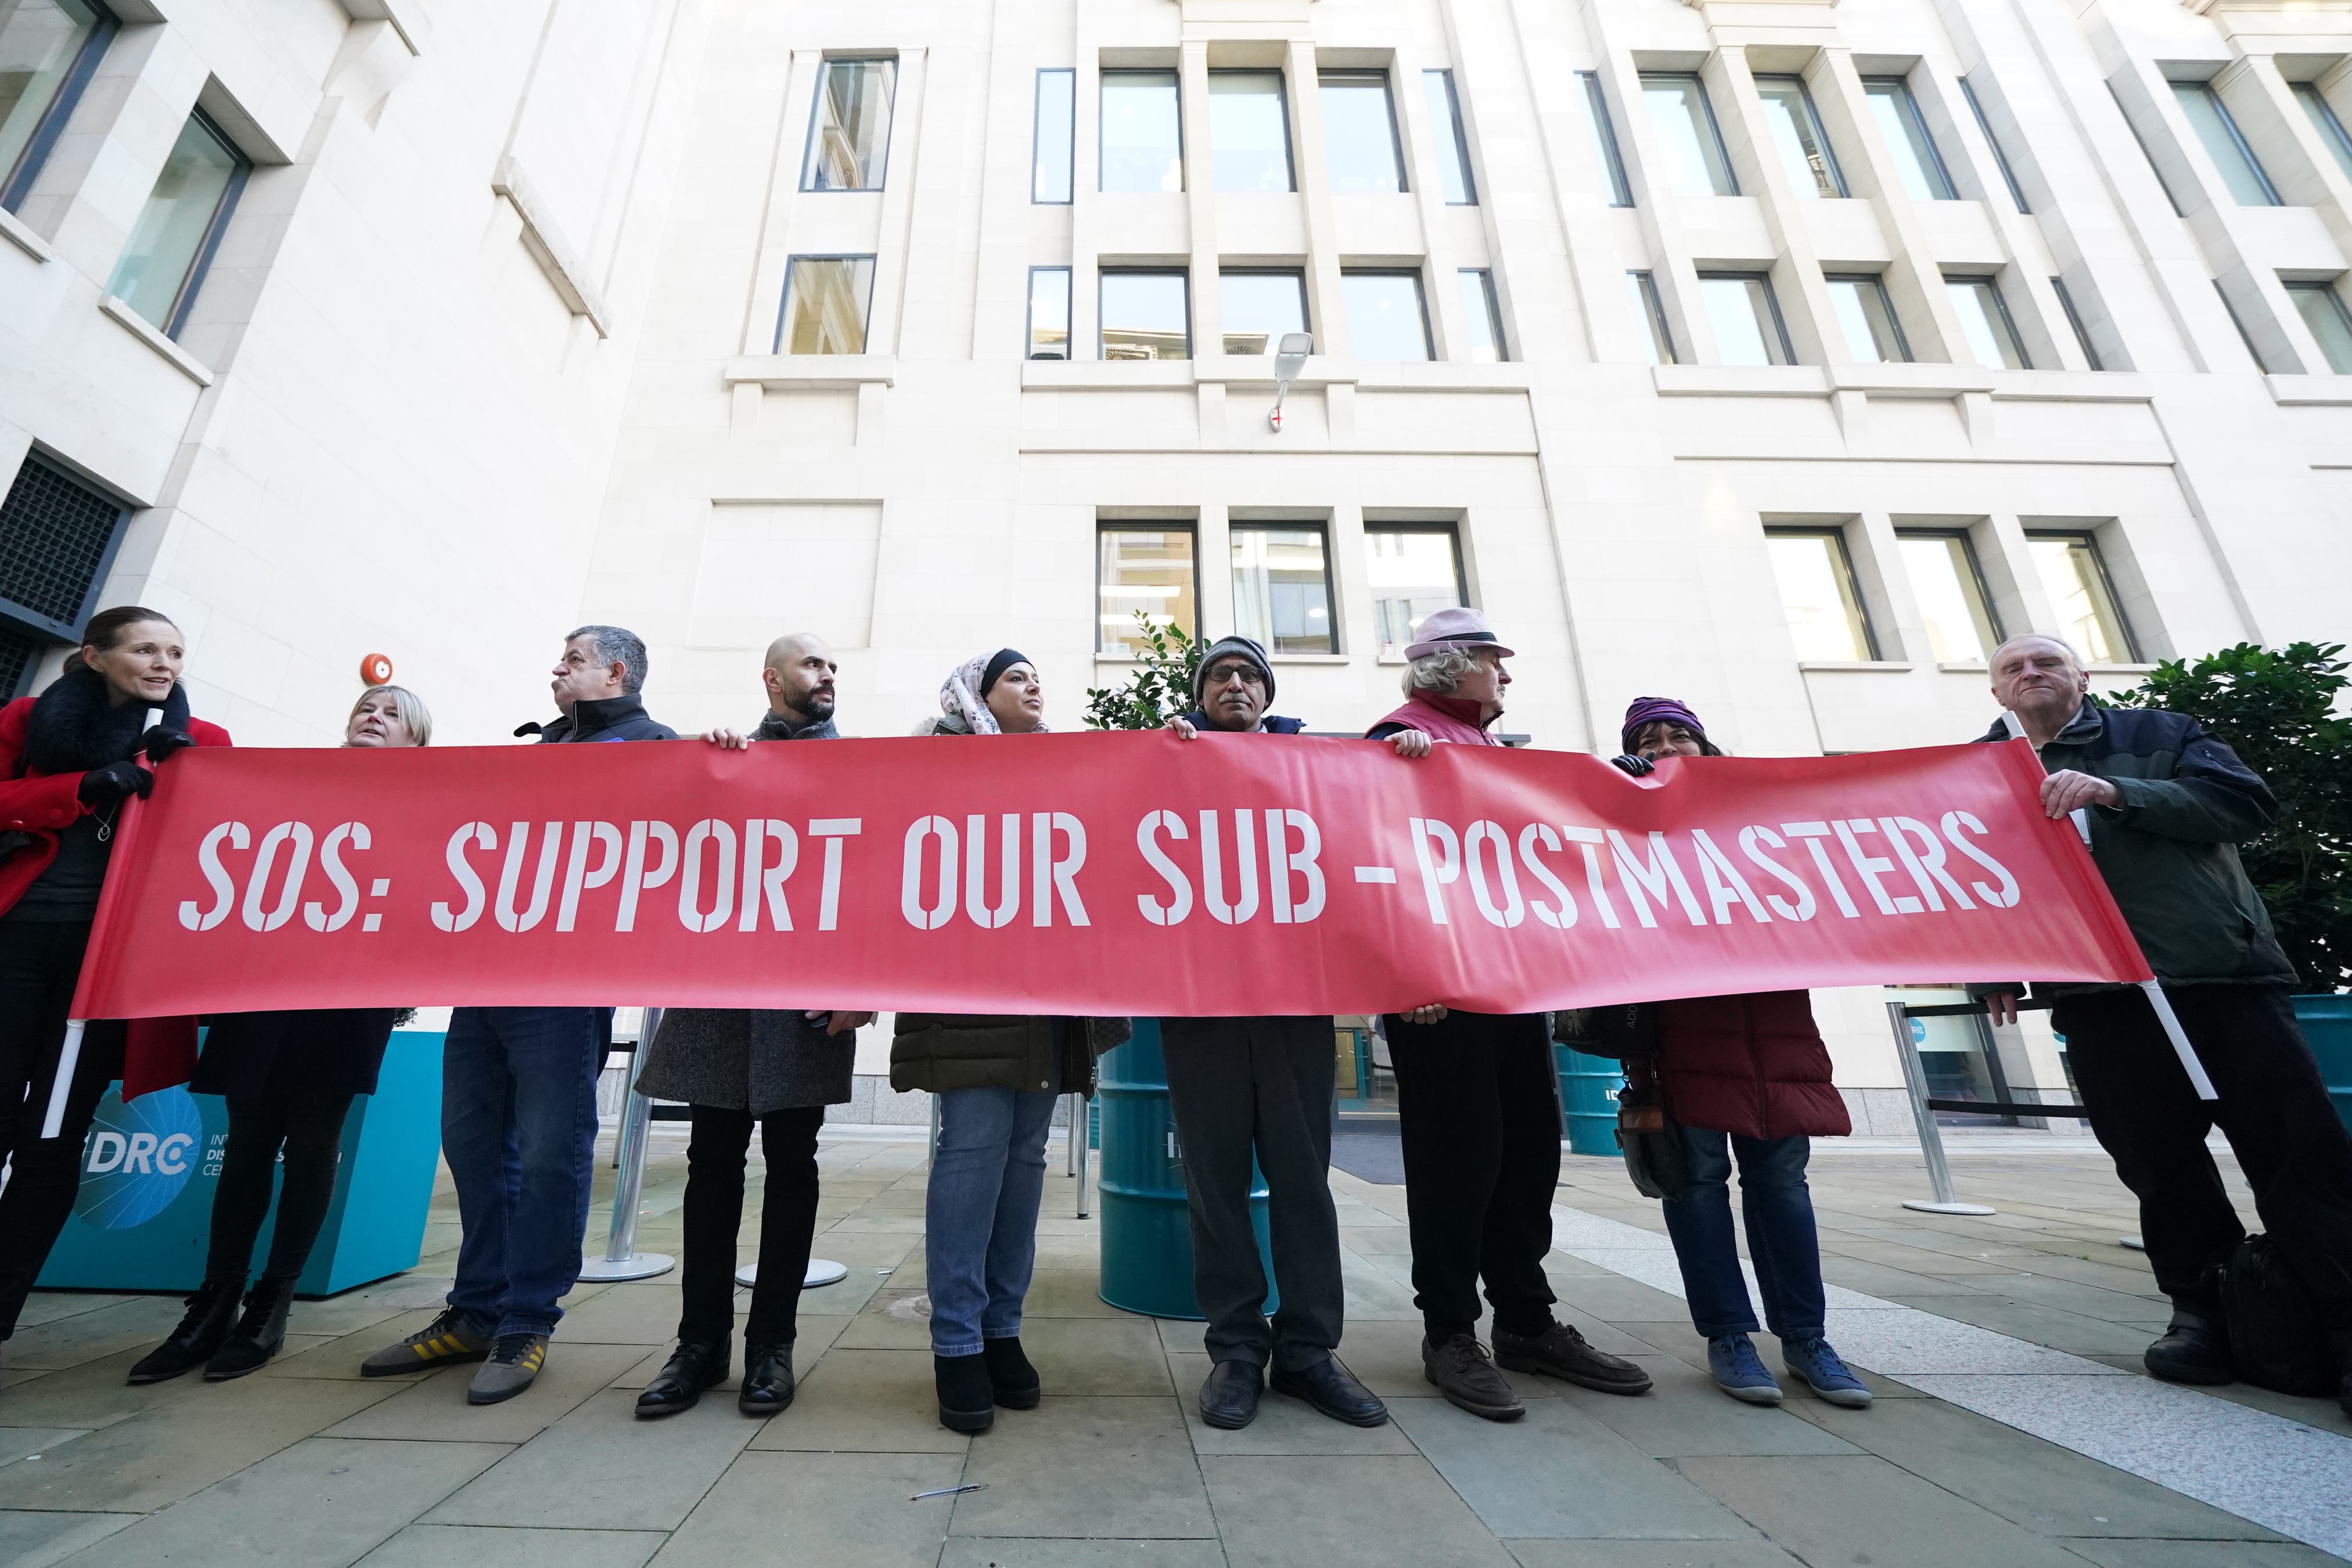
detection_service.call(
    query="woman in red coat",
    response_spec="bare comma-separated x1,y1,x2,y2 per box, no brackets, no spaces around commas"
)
0,607,231,1352
1612,697,1871,1411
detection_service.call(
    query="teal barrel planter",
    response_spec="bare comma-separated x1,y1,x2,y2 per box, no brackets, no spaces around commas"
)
2294,995,2352,1135
1555,1044,1624,1158
1097,1019,1278,1319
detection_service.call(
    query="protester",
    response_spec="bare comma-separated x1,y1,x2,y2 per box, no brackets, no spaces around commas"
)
1158,636,1387,1430
1371,610,1650,1419
1972,634,2352,1414
894,650,1130,1433
632,634,871,1419
0,608,229,1357
130,685,433,1384
1601,698,1870,1408
362,627,677,1404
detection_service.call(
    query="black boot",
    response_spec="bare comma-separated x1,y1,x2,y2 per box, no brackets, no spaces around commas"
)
636,1341,728,1418
739,1342,794,1416
2144,1308,2234,1386
205,1275,296,1380
981,1335,1041,1410
127,1277,245,1384
936,1353,996,1433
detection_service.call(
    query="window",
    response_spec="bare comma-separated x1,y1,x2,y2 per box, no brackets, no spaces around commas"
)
1765,528,1878,661
1099,524,1197,654
1459,269,1505,362
1641,75,1737,197
2294,82,2352,182
1825,275,1910,362
1209,70,1292,192
1232,525,1336,654
2172,81,2278,207
1628,270,1675,364
105,111,247,336
2026,531,2135,663
1321,71,1404,193
1366,526,1466,656
776,257,875,354
2051,275,2105,371
1033,69,1074,203
1579,71,1632,206
2286,280,2352,373
1027,266,1071,359
1865,77,1957,200
1342,270,1430,360
1423,70,1476,203
1959,76,2027,212
1,0,114,212
1100,269,1189,359
1945,275,2029,369
1755,75,1845,198
0,453,130,646
1699,272,1793,365
1897,531,2003,663
1220,269,1308,355
802,58,895,191
1102,70,1182,193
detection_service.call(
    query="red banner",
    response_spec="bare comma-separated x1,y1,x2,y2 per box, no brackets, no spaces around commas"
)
71,732,2150,1020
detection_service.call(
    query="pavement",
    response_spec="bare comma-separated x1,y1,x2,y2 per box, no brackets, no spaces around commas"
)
2,1126,2348,1567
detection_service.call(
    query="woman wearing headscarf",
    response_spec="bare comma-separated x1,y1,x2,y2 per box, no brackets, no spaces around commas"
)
1599,696,1869,1409
0,607,231,1357
894,650,1129,1432
128,685,433,1383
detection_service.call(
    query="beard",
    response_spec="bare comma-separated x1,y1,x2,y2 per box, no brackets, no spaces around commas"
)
797,687,836,721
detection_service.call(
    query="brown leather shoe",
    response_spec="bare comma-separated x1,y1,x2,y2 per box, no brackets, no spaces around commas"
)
1422,1333,1524,1422
1493,1321,1652,1396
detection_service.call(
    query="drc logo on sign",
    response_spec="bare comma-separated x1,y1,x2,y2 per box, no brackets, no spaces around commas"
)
75,1087,202,1231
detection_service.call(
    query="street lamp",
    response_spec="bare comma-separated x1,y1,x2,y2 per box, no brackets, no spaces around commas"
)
1269,332,1312,432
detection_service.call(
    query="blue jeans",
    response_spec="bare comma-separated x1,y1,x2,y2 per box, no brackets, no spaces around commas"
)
442,1006,606,1338
1659,1126,1826,1341
926,1086,1055,1357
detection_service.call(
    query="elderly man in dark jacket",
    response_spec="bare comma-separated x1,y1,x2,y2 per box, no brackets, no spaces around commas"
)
1973,634,2352,1414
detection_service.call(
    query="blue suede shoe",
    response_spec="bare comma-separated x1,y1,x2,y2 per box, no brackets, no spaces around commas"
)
1782,1336,1872,1408
1706,1333,1782,1404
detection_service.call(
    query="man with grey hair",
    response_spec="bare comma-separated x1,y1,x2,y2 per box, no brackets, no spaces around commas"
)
361,625,677,1402
1973,632,2352,1415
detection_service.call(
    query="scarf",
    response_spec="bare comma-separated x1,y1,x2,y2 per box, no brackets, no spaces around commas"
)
753,708,838,741
936,652,1047,736
19,662,190,777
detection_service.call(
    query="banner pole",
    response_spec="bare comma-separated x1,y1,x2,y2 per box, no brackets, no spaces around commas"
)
1074,1095,1091,1220
579,1006,672,1282
1887,1000,1995,1217
2138,981,2220,1102
38,1020,87,1141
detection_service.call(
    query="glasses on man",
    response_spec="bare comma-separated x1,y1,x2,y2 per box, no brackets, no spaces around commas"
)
1203,660,1268,689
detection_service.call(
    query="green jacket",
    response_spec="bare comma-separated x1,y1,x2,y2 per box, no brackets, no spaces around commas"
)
890,1012,1130,1096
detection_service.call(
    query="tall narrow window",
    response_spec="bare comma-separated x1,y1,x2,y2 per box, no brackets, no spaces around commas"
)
1959,76,2027,212
105,111,247,336
1423,70,1476,204
1755,76,1845,198
1825,275,1911,362
1945,275,2030,369
1100,269,1190,359
1459,269,1506,362
1699,272,1793,365
1641,75,1738,197
1033,69,1074,203
2051,275,2105,371
1579,71,1633,206
1366,526,1466,656
802,58,896,192
1220,269,1308,355
1232,524,1336,654
1321,71,1405,193
1865,77,1957,200
1765,527,1878,661
2286,280,2352,373
2026,530,2135,663
1897,531,2003,663
1099,524,1197,654
1,0,114,212
2293,82,2352,182
1027,267,1071,359
1102,70,1182,193
1628,271,1675,364
2172,81,2279,207
1210,70,1293,192
1342,270,1431,360
776,256,876,354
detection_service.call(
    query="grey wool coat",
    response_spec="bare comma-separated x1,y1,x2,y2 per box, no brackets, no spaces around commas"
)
633,708,856,1115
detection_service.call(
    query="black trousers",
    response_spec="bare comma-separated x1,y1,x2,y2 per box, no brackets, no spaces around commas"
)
1386,1009,1561,1345
677,1103,823,1349
1162,1015,1343,1372
205,1091,356,1283
0,917,114,1339
2055,985,2352,1328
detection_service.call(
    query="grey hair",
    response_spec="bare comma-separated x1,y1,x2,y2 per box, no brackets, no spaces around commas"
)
348,685,433,747
1991,632,2084,671
1404,646,1482,696
566,624,649,695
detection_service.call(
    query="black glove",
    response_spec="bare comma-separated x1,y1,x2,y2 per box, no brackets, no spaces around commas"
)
1609,754,1655,777
140,725,195,765
78,760,155,807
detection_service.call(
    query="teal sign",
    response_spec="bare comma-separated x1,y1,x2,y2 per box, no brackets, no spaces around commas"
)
73,1085,205,1231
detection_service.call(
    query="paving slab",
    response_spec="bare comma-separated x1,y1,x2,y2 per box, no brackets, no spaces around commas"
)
1564,1355,1865,1458
608,1314,847,1390
1016,1268,1129,1319
0,1427,90,1468
1202,1453,1520,1568
1165,1350,1416,1456
549,1283,689,1344
950,1396,1213,1540
1876,1292,2165,1357
323,1340,647,1442
423,1389,757,1531
10,1293,136,1329
835,1292,940,1350
650,1450,961,1567
0,1508,138,1568
357,1523,667,1568
264,1307,446,1381
1503,1542,1804,1568
939,1542,1227,1568
745,1348,970,1453
1019,1315,1175,1396
0,1297,195,1372
2058,1541,2351,1567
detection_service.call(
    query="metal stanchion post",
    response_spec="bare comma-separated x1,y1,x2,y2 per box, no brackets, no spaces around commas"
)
1886,1000,1995,1217
1067,1093,1079,1177
579,1006,675,1281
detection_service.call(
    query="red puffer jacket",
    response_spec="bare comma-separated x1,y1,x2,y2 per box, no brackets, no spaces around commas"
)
1651,990,1850,1141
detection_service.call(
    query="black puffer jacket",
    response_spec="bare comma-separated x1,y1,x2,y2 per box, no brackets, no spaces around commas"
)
518,693,677,743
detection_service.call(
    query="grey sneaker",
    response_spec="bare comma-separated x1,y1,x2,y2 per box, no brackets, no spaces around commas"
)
467,1333,548,1405
1422,1333,1525,1422
361,1308,491,1378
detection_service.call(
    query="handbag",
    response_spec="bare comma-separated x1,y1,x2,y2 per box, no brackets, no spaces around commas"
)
1552,1002,1658,1060
1612,1066,1688,1202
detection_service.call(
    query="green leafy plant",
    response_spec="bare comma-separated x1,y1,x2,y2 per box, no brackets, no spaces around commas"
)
2109,642,2351,988
1085,613,1200,732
